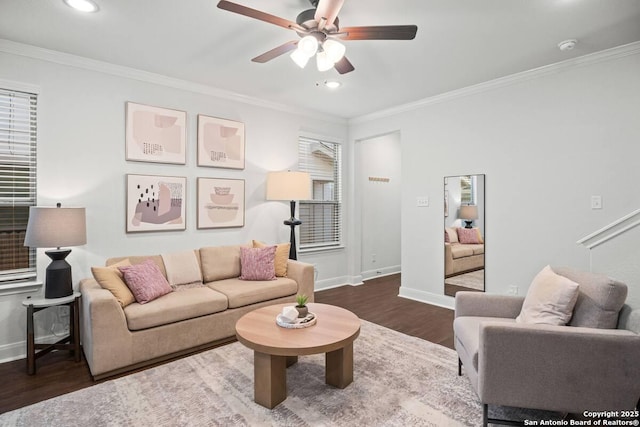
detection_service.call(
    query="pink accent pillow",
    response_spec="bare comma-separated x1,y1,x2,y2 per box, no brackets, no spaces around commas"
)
240,246,277,281
444,230,450,243
457,227,482,244
118,259,172,304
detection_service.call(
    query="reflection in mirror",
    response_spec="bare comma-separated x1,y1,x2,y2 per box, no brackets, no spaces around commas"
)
444,174,485,297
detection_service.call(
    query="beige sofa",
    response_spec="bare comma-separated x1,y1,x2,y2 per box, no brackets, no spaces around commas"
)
80,244,314,380
445,227,484,277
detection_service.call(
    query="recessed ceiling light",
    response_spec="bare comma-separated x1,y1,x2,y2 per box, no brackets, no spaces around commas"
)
558,39,577,51
63,0,99,13
324,80,341,89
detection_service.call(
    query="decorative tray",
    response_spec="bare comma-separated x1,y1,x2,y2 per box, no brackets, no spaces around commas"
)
276,312,317,329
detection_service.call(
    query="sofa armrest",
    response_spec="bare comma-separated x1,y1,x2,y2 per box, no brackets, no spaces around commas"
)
478,322,640,411
455,291,524,319
80,278,133,377
286,260,315,302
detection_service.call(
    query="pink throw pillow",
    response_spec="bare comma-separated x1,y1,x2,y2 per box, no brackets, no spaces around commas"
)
240,246,277,281
457,227,482,244
444,230,450,243
118,259,172,304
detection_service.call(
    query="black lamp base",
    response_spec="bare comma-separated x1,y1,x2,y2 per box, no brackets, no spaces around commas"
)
284,200,302,260
44,249,73,299
464,221,474,229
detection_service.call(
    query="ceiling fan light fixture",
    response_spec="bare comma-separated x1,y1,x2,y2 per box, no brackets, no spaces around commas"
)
290,48,310,68
63,0,99,12
323,39,346,63
298,35,319,57
316,50,334,72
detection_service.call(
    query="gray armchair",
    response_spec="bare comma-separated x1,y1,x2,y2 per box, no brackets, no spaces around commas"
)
454,267,640,426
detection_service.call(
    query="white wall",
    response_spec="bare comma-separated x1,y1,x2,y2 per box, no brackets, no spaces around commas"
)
0,48,349,361
349,48,640,309
357,132,401,279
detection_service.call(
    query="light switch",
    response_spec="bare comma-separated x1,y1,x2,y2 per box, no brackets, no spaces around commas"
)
591,195,602,209
416,196,429,207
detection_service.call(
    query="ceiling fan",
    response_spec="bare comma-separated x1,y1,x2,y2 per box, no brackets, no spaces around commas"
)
217,0,418,74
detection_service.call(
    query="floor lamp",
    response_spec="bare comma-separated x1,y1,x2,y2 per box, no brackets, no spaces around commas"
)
24,203,87,299
266,171,311,260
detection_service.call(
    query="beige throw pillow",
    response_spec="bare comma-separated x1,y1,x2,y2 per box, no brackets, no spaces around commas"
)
91,259,135,307
253,240,290,277
516,265,580,326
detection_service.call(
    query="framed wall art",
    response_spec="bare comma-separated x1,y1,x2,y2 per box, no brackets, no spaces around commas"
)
126,174,187,233
125,102,187,164
197,115,245,169
197,177,245,229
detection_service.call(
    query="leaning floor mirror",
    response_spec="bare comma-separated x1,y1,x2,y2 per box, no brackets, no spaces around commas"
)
444,174,485,297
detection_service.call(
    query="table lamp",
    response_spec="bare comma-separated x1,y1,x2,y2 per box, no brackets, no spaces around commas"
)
24,203,87,299
266,171,311,260
459,204,478,229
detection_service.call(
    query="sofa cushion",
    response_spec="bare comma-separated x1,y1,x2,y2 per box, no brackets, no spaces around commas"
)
553,267,628,329
107,255,167,278
200,245,248,282
445,227,459,243
91,259,135,308
161,250,202,288
207,277,298,309
253,240,290,277
451,244,474,259
516,265,580,326
118,259,173,304
240,246,276,281
454,316,516,371
123,287,229,331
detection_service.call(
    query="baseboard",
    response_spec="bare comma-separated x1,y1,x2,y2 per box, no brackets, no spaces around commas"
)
0,340,26,364
361,265,401,281
398,286,454,310
315,275,363,291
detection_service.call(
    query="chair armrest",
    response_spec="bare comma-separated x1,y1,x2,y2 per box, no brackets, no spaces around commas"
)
478,322,640,411
455,291,524,319
286,260,315,303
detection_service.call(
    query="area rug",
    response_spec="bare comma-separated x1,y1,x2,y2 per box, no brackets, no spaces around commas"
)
0,321,561,426
445,269,484,291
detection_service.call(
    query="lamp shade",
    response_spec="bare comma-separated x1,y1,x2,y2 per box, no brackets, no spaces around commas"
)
24,206,87,249
459,205,478,220
266,171,311,201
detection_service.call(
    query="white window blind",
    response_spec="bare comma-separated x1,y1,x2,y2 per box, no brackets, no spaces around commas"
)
298,136,342,250
0,87,37,283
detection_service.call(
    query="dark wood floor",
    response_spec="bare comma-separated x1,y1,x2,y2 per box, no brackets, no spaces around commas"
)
0,274,454,414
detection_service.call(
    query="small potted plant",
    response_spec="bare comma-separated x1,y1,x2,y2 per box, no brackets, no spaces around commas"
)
295,294,309,318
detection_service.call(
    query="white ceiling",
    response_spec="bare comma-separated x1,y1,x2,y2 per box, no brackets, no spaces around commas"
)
1,0,639,119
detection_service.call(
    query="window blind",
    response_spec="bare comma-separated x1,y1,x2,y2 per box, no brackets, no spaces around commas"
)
298,136,342,249
0,87,37,283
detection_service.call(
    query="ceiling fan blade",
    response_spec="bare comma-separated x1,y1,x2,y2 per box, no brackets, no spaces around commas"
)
339,25,418,40
334,56,354,74
251,41,299,63
217,1,299,30
314,0,345,27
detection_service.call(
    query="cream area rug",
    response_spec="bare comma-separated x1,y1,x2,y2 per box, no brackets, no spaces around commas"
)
445,269,484,291
0,321,561,426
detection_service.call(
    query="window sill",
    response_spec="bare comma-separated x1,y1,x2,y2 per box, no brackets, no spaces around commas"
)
0,281,43,296
299,245,345,255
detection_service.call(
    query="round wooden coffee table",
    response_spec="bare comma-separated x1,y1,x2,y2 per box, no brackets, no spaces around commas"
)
235,302,361,409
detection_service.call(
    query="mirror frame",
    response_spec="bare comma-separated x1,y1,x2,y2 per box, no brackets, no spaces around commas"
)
444,174,485,296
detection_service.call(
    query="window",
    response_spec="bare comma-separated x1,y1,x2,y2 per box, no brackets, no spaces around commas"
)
298,136,342,250
0,87,37,283
460,175,476,205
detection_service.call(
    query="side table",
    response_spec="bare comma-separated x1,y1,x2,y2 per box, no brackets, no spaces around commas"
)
22,292,81,375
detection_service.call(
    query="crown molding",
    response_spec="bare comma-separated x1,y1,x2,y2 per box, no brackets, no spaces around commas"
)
349,41,640,125
0,38,346,125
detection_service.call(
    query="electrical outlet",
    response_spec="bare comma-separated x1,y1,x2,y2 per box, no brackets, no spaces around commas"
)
591,195,602,209
508,285,518,295
416,196,429,207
